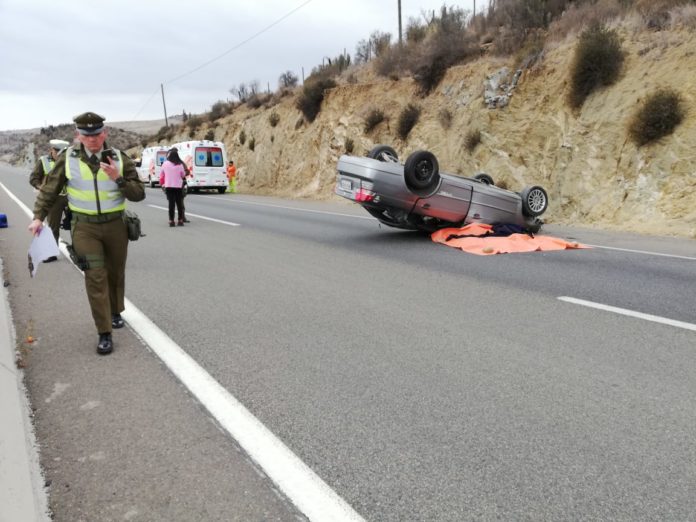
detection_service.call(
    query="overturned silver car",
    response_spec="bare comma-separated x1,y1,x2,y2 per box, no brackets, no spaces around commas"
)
335,145,548,233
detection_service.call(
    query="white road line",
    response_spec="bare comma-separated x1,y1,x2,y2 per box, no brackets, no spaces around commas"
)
209,196,374,219
148,204,240,226
1,185,363,521
558,296,696,332
122,303,364,522
585,244,696,261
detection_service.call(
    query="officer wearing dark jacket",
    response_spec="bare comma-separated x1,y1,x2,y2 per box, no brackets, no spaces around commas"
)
28,112,145,355
29,139,71,259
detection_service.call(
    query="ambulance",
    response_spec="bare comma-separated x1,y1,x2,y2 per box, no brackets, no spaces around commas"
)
170,140,229,193
139,146,169,187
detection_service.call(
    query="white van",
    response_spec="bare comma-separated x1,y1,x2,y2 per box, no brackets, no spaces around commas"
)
170,140,228,193
139,146,169,187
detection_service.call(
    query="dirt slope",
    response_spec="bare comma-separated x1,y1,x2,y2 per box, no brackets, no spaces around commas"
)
165,20,696,238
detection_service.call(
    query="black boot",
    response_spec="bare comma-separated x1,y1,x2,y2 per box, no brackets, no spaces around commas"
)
97,333,113,355
112,314,125,328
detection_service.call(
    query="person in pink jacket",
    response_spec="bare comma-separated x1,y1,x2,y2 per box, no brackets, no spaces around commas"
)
159,148,187,226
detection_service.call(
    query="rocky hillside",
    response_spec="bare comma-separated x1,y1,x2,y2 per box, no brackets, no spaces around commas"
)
155,18,694,239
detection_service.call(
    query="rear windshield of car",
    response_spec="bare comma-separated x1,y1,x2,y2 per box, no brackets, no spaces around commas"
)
194,147,224,167
156,151,167,166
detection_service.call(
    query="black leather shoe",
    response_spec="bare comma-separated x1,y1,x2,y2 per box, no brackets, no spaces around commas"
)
183,217,190,223
97,333,113,355
112,314,125,329
43,256,58,263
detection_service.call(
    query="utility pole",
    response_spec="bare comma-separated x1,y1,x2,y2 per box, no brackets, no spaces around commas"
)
474,0,476,18
160,83,169,127
398,0,402,45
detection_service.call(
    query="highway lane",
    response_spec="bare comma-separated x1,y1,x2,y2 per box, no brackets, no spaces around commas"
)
3,163,696,520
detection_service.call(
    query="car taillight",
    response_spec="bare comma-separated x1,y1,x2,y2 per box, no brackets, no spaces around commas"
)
355,188,375,202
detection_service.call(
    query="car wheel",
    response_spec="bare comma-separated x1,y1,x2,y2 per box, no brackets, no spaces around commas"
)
404,150,440,191
367,145,399,162
520,186,548,217
474,173,494,186
218,187,226,194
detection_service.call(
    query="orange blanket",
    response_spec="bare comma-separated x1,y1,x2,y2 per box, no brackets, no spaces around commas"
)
431,224,590,255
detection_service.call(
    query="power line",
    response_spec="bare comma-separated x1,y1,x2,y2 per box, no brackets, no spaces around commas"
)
165,0,314,85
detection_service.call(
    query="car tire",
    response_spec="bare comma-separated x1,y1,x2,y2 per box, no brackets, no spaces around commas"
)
367,145,399,162
218,187,226,194
474,173,495,186
404,150,440,192
520,186,548,217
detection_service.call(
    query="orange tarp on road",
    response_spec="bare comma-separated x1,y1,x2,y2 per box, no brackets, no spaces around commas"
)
431,224,590,255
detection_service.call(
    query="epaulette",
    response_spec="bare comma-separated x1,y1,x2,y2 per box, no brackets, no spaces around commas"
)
70,148,80,157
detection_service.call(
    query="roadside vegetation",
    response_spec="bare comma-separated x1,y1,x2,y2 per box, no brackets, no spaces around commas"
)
130,0,693,151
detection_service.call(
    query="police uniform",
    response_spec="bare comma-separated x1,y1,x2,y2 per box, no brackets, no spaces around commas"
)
29,139,70,249
32,112,145,354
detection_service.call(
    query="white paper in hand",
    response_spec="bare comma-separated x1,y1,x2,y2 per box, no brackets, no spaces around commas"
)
28,227,60,277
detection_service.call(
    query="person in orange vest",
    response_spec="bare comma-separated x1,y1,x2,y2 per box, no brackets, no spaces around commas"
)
226,160,237,193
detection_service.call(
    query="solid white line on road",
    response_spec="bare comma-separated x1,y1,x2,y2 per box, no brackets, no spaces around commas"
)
210,195,374,219
584,244,696,261
148,204,240,226
1,184,363,521
558,296,696,332
123,302,365,522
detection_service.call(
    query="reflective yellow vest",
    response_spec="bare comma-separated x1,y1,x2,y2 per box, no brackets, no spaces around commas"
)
65,147,125,215
39,155,54,175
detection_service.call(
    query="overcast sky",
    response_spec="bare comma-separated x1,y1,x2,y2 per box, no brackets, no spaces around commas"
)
0,0,476,131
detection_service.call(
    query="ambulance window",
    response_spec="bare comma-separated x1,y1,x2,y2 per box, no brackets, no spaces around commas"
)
194,147,224,167
156,151,167,166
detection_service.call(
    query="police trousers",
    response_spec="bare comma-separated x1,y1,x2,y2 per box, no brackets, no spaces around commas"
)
72,216,128,334
46,194,68,243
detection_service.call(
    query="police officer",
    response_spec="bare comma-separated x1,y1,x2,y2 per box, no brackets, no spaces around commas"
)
29,139,71,261
28,112,145,355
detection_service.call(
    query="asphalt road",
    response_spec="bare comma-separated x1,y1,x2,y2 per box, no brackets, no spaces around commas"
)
2,162,696,521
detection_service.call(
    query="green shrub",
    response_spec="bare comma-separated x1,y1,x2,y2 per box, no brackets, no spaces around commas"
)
248,137,255,151
268,112,280,127
239,129,246,145
629,88,685,146
464,129,481,152
345,137,355,153
568,23,624,109
296,78,336,122
397,104,421,140
364,109,385,133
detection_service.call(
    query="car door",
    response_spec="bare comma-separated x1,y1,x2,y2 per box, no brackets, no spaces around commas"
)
412,175,473,223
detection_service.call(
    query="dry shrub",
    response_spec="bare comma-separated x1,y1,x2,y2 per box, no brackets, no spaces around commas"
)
547,0,624,41
464,129,481,152
374,45,409,78
670,3,696,28
397,104,421,140
364,109,385,133
628,88,685,146
296,78,336,122
239,129,246,145
345,137,354,153
248,137,255,151
268,112,280,128
438,108,453,129
567,23,624,109
204,130,215,141
634,0,692,29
